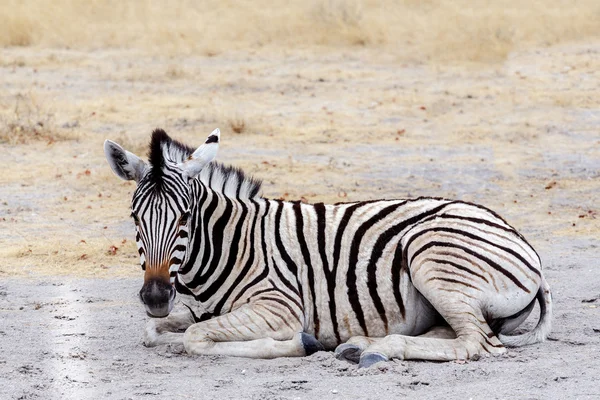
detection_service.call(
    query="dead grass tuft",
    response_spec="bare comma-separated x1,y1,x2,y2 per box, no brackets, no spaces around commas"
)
165,64,187,80
111,131,149,156
0,93,77,144
228,116,247,134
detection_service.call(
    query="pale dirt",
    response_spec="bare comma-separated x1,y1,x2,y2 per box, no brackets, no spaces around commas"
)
0,41,599,399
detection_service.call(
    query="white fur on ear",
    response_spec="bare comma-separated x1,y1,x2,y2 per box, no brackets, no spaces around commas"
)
181,129,220,179
104,140,147,182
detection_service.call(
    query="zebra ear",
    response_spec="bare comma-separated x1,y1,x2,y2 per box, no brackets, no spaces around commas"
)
181,128,220,179
104,140,147,182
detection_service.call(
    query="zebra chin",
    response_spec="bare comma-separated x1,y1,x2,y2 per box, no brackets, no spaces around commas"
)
144,302,175,318
139,279,177,318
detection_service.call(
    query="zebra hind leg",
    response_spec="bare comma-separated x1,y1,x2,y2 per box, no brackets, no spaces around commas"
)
334,336,381,364
335,326,455,365
419,325,456,339
357,301,505,367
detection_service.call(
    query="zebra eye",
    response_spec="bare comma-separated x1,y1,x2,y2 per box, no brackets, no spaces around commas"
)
130,212,140,226
179,212,190,226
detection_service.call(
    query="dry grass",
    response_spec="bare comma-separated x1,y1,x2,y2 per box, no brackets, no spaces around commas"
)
0,93,78,144
0,238,138,277
228,115,247,134
111,131,149,157
0,2,598,280
1,1,600,63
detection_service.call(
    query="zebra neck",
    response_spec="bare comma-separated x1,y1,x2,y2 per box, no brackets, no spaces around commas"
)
177,187,267,315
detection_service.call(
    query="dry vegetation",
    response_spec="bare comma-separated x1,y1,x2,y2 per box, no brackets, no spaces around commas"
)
0,1,598,278
0,92,78,144
1,0,600,62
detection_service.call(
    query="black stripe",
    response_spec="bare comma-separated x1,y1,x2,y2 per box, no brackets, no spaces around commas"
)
293,202,319,338
169,257,182,266
173,244,186,253
258,296,302,324
268,278,303,312
175,275,194,296
179,186,208,274
194,187,219,276
272,256,301,298
440,199,542,266
331,200,378,339
314,202,340,343
231,261,270,307
406,226,540,277
197,191,248,301
213,199,259,315
438,214,517,234
427,276,479,290
248,287,278,299
410,241,530,292
182,303,206,323
332,200,379,274
186,188,234,289
364,201,457,327
230,200,272,307
273,201,299,277
424,258,489,283
348,201,409,336
391,242,406,319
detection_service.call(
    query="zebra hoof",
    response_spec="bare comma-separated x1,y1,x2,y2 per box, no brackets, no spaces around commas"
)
300,333,324,356
334,344,363,364
358,352,388,368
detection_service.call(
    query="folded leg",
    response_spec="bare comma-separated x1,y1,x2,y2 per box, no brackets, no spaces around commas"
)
143,309,195,347
183,300,322,358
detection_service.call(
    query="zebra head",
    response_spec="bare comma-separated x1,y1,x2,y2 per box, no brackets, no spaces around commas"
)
103,128,220,317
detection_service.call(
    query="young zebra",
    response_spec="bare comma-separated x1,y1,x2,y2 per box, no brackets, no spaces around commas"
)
104,128,552,367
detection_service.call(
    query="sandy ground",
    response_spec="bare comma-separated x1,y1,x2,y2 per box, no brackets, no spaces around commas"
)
0,40,599,399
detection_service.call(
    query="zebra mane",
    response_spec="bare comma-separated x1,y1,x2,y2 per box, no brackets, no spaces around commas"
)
147,128,262,199
196,162,262,199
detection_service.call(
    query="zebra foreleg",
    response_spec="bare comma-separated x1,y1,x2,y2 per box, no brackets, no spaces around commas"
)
183,303,322,358
143,309,195,347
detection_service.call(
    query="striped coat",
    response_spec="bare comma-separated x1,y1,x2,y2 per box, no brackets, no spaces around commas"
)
104,129,552,366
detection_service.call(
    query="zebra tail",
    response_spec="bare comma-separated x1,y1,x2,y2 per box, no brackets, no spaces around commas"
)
498,274,553,347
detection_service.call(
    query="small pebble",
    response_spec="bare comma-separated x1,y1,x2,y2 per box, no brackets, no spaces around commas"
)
331,389,338,394
241,369,246,375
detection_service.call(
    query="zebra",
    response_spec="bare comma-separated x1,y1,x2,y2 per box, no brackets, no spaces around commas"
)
104,128,552,367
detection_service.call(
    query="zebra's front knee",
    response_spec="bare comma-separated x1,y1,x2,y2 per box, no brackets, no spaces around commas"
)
183,325,215,355
143,318,162,347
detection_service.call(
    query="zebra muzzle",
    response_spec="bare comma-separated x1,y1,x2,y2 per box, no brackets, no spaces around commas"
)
139,278,176,318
